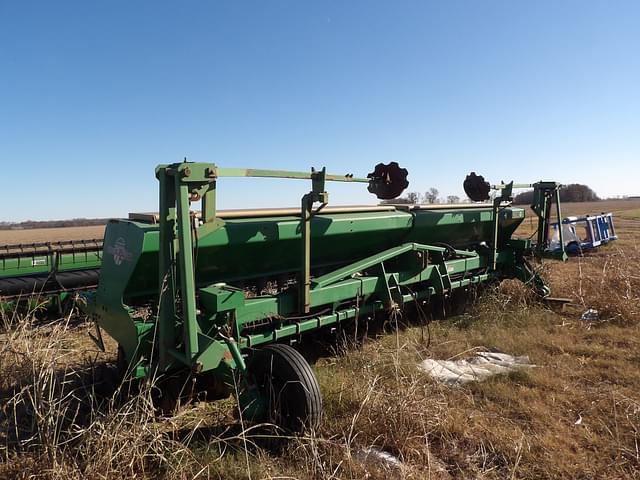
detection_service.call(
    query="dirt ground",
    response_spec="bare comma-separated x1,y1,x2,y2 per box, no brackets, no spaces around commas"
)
0,225,106,244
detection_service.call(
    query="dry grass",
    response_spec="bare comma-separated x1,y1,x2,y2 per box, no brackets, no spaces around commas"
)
1,202,639,478
0,312,257,479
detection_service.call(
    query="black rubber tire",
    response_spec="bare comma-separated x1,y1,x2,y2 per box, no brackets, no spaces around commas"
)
116,345,127,376
566,241,582,256
246,343,322,434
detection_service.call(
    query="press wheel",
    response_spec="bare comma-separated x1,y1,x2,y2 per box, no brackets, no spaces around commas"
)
246,343,322,434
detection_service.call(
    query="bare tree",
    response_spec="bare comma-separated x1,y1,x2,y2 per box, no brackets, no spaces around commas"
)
446,195,460,204
406,192,421,204
380,191,421,205
424,188,439,204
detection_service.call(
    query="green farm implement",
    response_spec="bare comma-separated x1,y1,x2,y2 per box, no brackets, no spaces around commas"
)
0,239,102,313
72,161,565,434
0,161,567,433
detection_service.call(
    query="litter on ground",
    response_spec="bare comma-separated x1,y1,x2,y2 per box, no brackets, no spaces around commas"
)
580,308,600,321
418,351,535,385
354,447,403,472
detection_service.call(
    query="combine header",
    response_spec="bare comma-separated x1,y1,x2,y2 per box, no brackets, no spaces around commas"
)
77,161,566,433
0,239,102,313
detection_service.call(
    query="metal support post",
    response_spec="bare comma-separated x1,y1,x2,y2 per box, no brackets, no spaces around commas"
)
156,167,177,370
491,182,513,270
300,168,328,313
554,187,568,261
175,175,200,360
301,193,313,314
491,199,500,271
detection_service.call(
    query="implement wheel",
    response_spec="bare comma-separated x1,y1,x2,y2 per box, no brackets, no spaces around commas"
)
245,344,322,434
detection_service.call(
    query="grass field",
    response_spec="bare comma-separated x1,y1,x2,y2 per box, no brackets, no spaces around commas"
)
1,199,639,479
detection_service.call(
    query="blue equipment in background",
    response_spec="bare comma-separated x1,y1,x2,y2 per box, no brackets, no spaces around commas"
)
550,213,617,254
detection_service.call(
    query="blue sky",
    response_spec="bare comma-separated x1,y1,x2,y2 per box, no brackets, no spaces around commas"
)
1,1,638,221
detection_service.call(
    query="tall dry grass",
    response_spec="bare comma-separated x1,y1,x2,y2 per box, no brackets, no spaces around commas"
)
548,242,640,324
0,309,248,479
1,286,639,478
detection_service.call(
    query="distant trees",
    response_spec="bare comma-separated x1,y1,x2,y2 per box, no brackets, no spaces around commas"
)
513,184,600,205
381,187,466,205
512,190,534,205
424,188,439,204
381,187,443,205
381,192,420,204
559,184,600,202
406,192,421,204
382,182,600,206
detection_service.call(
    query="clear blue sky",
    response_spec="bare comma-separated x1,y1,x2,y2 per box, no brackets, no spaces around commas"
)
1,1,638,221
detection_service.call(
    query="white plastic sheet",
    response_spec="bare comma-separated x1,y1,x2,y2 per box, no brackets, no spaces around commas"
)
418,351,534,385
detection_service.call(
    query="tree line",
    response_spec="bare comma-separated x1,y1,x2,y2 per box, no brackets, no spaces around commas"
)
513,184,600,204
381,188,463,205
0,218,109,230
382,183,600,205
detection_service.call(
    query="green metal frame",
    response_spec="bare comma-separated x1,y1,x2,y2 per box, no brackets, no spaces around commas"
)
489,180,567,264
152,162,370,376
